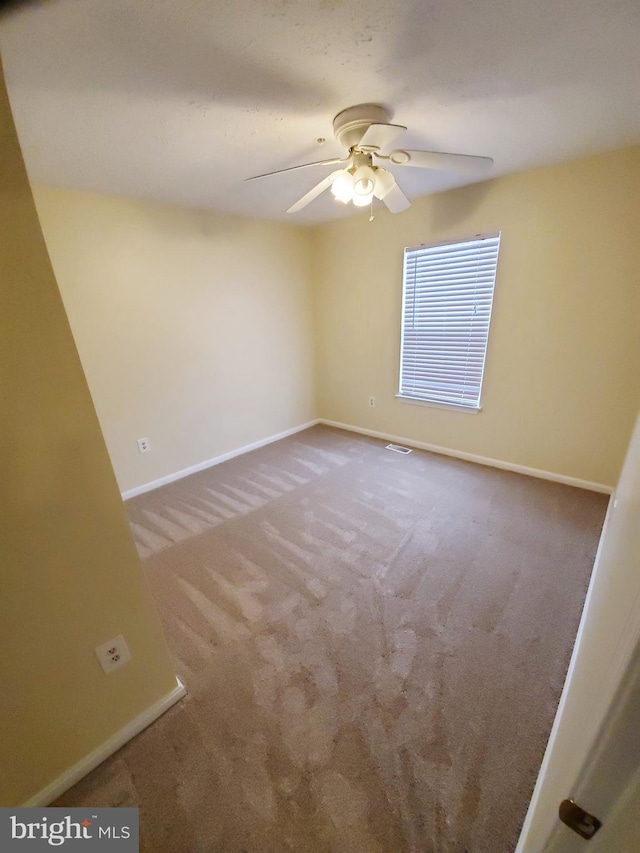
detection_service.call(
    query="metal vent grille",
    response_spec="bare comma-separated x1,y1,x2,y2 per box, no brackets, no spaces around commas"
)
385,443,413,454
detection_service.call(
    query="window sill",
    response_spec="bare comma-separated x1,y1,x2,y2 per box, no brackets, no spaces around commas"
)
395,394,482,414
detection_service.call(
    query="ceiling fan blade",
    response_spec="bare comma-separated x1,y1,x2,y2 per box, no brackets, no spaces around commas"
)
387,150,494,172
359,122,407,151
286,170,344,213
245,157,348,181
381,182,410,214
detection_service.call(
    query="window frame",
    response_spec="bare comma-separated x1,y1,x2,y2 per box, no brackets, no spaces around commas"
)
397,232,501,413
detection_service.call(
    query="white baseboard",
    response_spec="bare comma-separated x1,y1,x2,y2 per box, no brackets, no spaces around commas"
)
22,678,187,807
122,420,320,500
320,419,613,494
121,416,613,498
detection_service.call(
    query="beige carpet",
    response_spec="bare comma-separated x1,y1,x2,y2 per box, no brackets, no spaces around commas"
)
56,426,607,851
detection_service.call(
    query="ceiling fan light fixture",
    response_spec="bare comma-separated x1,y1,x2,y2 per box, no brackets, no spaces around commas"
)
352,191,373,207
352,164,376,197
372,167,396,200
331,169,354,203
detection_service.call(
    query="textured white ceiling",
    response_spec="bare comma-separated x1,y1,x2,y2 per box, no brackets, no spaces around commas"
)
1,0,639,224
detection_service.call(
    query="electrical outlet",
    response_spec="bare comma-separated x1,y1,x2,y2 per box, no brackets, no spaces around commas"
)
95,634,131,674
368,396,376,407
137,437,151,454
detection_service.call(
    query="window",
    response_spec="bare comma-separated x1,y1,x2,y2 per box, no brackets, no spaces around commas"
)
398,233,501,411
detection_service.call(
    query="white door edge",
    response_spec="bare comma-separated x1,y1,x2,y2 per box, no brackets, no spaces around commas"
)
516,414,640,852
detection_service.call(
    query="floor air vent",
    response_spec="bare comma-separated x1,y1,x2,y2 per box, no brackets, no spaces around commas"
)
385,443,413,454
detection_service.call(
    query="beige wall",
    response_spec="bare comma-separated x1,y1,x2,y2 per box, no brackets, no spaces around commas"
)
33,188,316,494
0,64,178,805
313,146,640,488
32,149,640,493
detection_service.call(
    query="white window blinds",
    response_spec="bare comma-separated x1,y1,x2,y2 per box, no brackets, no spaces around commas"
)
399,233,500,410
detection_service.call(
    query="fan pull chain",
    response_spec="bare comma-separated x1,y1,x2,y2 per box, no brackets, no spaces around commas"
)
369,198,375,222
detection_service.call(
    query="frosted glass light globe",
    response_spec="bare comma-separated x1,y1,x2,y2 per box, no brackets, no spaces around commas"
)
353,191,373,207
353,165,376,197
373,168,395,200
331,171,354,203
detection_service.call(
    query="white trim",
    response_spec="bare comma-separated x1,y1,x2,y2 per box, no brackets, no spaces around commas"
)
405,231,500,254
396,394,481,414
515,413,640,851
122,420,319,500
22,678,186,807
319,419,613,494
515,497,617,849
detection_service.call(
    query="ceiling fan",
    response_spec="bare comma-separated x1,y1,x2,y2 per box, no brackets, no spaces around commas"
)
246,103,494,215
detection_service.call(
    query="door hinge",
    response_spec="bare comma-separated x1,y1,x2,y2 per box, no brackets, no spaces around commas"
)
559,799,602,840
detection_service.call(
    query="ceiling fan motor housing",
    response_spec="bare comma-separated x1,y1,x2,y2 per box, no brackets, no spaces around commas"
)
333,103,392,150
